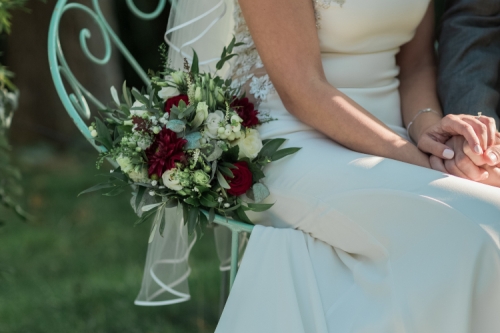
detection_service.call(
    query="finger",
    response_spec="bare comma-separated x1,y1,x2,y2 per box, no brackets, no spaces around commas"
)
444,158,472,180
463,140,488,166
454,148,489,181
477,116,497,147
429,155,447,173
462,117,488,151
417,135,455,159
484,145,500,166
441,115,483,155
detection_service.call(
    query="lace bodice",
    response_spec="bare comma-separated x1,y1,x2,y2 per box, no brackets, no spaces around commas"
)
229,0,345,104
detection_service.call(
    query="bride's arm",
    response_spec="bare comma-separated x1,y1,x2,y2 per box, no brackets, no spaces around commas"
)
239,0,431,168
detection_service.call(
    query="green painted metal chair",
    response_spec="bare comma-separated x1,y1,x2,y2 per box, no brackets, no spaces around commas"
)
47,0,253,294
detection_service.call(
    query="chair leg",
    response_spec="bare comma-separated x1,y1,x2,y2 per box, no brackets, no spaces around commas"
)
229,230,239,289
219,270,229,316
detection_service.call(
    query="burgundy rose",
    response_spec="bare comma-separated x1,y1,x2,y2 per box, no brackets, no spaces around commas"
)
226,161,253,196
165,94,189,114
231,97,260,128
146,128,187,178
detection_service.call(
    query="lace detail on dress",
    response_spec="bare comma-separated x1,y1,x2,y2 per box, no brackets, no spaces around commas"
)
313,0,345,28
230,2,274,104
229,0,343,103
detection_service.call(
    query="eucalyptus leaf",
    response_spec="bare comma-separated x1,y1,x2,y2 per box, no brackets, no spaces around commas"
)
206,144,223,162
200,194,218,208
148,222,158,243
251,183,270,203
218,166,234,178
103,187,125,197
166,119,186,133
184,132,202,150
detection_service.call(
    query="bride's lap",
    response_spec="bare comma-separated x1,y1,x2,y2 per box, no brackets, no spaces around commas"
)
250,129,500,256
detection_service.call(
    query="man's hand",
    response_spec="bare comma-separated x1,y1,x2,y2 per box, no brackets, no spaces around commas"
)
429,134,500,187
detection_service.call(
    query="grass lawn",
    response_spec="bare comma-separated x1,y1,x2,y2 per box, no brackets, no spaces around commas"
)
0,145,222,333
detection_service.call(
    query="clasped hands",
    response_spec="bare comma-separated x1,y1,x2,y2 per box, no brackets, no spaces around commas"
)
417,114,500,186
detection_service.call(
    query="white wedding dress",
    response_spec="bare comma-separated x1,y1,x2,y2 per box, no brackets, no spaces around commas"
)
215,0,500,332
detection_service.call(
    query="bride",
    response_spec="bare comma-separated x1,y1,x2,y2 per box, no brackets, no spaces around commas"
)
159,0,500,331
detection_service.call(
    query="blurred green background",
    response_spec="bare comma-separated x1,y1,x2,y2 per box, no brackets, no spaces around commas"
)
0,0,447,332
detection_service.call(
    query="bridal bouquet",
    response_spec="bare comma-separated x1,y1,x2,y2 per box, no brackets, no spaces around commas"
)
81,38,299,237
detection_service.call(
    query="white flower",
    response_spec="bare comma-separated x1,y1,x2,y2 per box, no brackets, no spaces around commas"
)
130,97,149,117
204,110,225,139
158,86,180,101
223,203,230,208
90,130,98,138
116,154,134,174
135,135,152,150
171,71,184,85
151,180,158,186
236,129,263,159
149,191,155,196
191,102,209,128
162,169,183,191
128,167,149,183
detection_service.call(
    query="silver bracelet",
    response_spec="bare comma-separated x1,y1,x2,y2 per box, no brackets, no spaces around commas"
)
406,108,439,142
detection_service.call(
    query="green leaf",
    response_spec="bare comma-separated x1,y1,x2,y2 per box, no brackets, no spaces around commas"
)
251,183,270,203
103,187,125,196
258,138,286,158
191,50,199,75
131,88,148,105
217,170,231,189
246,202,274,212
200,194,218,208
199,210,208,227
247,162,265,182
94,118,113,150
78,182,115,197
222,145,239,163
187,207,199,235
208,208,215,224
122,81,132,107
235,206,253,224
134,208,157,225
135,186,147,210
184,197,200,207
218,165,234,178
272,147,301,161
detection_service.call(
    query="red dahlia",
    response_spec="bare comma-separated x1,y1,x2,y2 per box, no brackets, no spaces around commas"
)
231,97,260,127
165,95,189,114
146,128,187,178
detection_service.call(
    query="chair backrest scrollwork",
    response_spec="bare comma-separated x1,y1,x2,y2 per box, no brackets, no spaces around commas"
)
48,0,168,152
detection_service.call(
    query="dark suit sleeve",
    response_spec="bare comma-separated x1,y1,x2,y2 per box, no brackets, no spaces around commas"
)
438,0,500,122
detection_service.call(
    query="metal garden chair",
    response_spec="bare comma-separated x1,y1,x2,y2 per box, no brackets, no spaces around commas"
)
47,0,253,296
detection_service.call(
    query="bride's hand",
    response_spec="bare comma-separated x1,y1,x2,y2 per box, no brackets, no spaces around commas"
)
417,114,497,160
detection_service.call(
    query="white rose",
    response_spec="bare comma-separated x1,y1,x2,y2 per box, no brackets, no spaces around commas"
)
204,110,225,139
116,154,133,174
128,167,149,183
158,86,180,101
162,169,183,191
237,129,263,159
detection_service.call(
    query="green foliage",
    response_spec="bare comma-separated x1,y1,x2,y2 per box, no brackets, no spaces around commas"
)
0,0,29,35
0,153,221,332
